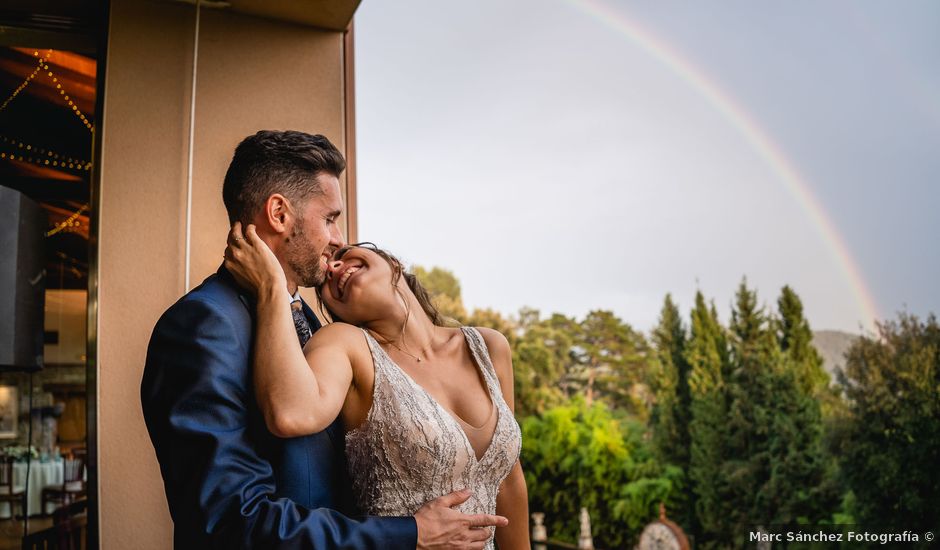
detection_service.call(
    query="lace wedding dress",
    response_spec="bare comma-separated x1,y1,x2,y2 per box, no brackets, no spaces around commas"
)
346,327,522,549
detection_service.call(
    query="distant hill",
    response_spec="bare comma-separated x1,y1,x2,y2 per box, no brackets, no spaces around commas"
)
812,330,861,382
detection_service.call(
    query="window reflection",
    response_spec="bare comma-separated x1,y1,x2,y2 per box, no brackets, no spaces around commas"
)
0,45,94,545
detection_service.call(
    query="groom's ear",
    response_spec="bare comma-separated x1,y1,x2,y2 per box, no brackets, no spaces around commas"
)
263,194,291,235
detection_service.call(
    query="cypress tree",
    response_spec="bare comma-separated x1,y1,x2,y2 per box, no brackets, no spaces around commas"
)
724,280,777,542
686,291,730,546
652,294,691,467
775,286,843,518
776,285,828,395
650,294,693,532
721,280,834,545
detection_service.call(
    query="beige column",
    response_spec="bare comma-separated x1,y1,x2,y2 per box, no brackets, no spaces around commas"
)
97,1,351,546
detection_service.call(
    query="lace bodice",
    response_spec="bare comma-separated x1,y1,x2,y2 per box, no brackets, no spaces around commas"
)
345,327,522,548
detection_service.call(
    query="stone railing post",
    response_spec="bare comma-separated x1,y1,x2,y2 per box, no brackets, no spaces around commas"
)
531,512,547,550
578,507,594,550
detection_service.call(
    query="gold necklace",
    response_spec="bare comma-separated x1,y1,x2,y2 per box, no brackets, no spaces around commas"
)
369,329,429,363
387,341,424,363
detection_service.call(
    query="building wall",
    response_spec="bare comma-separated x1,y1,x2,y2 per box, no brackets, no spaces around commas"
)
97,2,350,547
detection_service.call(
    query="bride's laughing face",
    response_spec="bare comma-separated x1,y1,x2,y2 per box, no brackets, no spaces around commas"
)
320,246,400,323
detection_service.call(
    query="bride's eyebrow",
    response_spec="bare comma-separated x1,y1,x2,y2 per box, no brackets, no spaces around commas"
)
332,247,351,261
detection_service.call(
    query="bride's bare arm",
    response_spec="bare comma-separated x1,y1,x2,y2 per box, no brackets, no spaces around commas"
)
253,293,354,437
479,328,531,550
225,222,353,437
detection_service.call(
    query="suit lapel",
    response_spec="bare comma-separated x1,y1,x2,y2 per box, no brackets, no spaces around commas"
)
300,299,322,333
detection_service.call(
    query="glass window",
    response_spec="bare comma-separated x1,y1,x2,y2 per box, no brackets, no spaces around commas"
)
0,41,96,546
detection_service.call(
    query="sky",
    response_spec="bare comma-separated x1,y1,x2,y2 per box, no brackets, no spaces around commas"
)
353,0,940,335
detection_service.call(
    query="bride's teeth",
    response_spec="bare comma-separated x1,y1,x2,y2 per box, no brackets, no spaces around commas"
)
337,264,362,296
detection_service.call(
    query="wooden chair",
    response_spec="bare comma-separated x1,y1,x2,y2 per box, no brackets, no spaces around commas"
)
0,456,24,519
22,499,86,550
40,454,85,516
66,448,86,463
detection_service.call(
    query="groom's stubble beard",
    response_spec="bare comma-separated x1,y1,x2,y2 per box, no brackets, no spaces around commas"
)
284,213,328,288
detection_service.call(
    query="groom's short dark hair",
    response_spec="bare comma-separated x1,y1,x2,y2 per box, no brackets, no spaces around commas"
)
223,130,346,224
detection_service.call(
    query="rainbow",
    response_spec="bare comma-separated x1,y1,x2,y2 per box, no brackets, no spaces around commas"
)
566,0,880,329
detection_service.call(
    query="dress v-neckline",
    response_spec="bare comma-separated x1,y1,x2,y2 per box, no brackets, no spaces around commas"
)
366,328,499,463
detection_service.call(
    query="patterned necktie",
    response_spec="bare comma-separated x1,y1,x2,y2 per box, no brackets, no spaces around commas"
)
290,299,312,347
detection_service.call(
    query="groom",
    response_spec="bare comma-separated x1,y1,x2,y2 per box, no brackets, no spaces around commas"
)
141,130,506,549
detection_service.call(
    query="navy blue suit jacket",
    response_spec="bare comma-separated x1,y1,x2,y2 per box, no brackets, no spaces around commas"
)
141,267,417,549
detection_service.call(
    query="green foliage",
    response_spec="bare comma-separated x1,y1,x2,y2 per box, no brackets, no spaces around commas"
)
521,398,681,549
832,313,940,532
512,312,570,417
651,294,691,468
681,283,837,548
649,295,694,532
565,310,651,417
406,266,936,546
718,282,836,546
775,285,847,528
465,307,517,345
776,285,829,395
686,291,730,544
509,309,651,418
412,265,467,322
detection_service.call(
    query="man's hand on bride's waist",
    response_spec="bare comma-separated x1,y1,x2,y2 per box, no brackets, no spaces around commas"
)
414,489,508,550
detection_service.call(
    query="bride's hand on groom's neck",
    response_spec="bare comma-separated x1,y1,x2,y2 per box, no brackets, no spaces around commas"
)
224,221,288,298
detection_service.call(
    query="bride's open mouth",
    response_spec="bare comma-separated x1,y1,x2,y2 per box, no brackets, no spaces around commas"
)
336,263,363,299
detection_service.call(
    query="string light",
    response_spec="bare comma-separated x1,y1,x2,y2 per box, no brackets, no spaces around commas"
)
38,50,94,133
0,52,94,241
0,135,92,172
0,50,94,132
0,51,49,113
46,203,90,237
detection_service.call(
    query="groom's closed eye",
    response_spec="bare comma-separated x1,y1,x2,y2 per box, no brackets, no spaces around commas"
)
332,247,351,262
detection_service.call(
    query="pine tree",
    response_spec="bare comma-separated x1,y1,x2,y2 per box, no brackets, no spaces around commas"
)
561,311,649,416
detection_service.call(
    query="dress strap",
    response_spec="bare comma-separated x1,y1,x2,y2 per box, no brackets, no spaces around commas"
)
360,328,390,382
460,327,502,393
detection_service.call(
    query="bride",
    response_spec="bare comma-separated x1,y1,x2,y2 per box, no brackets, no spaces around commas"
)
224,222,530,550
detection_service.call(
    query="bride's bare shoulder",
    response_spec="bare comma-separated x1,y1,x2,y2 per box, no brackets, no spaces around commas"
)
474,327,511,358
308,322,367,350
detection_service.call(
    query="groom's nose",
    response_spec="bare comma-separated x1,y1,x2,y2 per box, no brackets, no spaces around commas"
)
329,222,346,248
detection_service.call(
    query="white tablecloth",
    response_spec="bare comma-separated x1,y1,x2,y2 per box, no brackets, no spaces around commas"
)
0,459,64,517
